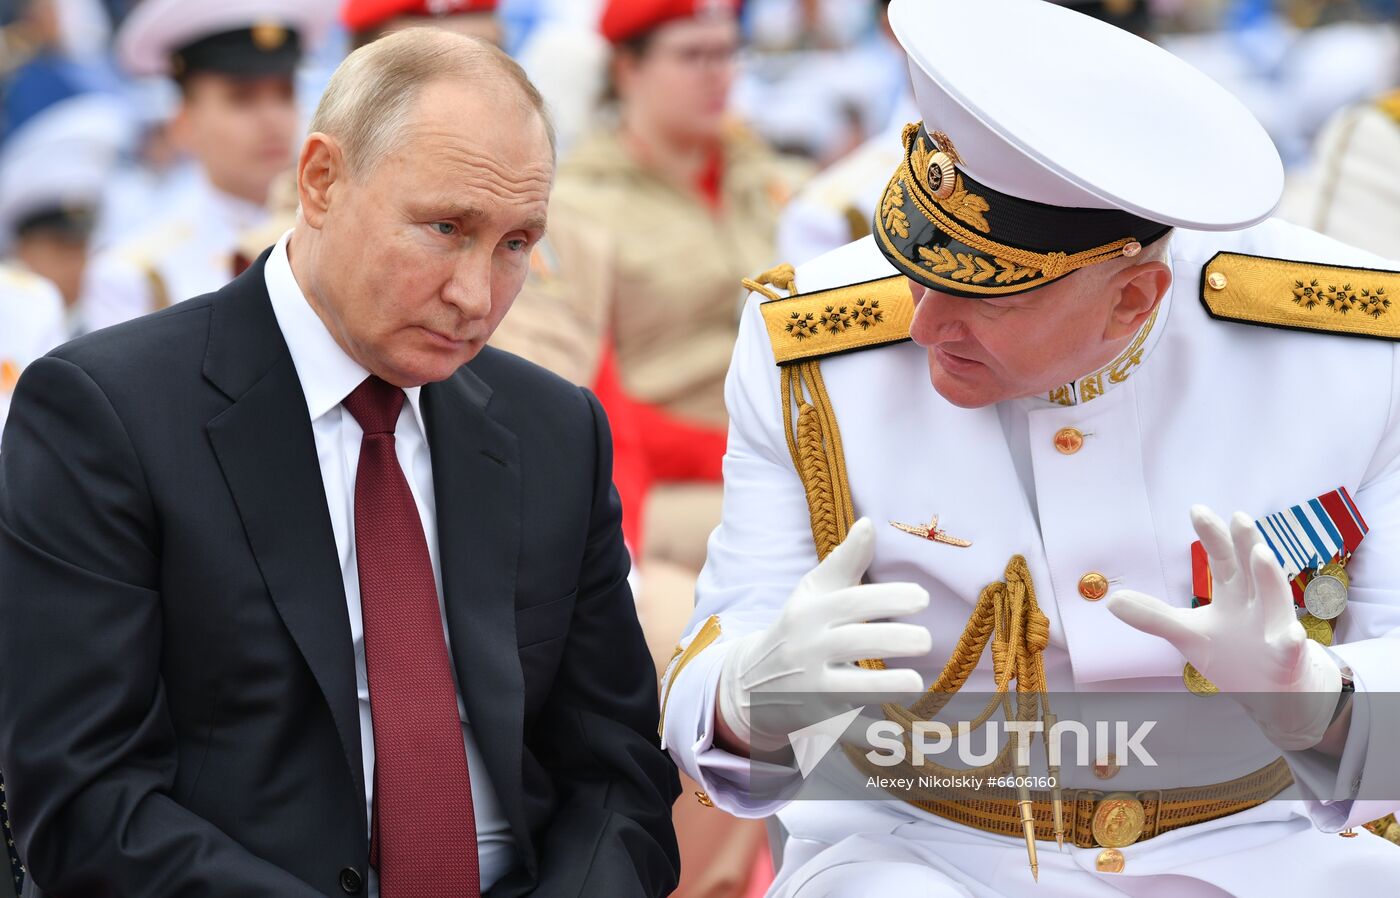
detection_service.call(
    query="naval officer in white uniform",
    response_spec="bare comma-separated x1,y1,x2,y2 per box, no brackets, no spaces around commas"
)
659,0,1400,894
77,0,330,334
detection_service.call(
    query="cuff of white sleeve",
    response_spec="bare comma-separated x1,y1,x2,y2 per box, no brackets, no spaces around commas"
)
1289,639,1397,831
660,638,795,819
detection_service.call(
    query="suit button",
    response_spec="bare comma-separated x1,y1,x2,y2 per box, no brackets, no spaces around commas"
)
1053,427,1085,454
339,866,363,894
1078,572,1109,601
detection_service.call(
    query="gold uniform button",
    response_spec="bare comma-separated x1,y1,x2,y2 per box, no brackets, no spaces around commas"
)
1078,571,1109,601
1053,427,1085,454
1094,754,1120,780
694,790,714,808
1206,271,1228,290
1096,847,1125,873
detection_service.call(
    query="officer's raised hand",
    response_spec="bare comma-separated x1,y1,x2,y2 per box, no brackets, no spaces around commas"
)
714,518,931,754
1107,505,1344,750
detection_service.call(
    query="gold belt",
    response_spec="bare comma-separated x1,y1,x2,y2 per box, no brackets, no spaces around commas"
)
904,757,1295,849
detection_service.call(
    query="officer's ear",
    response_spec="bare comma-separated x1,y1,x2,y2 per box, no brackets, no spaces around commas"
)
296,132,343,230
1103,259,1170,340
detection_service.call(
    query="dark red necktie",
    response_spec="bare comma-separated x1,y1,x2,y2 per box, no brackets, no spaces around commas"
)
343,375,480,898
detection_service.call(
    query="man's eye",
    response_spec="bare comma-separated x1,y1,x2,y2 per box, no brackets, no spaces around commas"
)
504,238,528,252
432,222,457,236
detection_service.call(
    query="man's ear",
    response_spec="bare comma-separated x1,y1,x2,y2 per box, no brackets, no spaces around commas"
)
297,133,343,230
167,102,194,154
1104,260,1171,340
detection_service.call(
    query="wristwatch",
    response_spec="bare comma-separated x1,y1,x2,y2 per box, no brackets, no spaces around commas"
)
1330,666,1356,727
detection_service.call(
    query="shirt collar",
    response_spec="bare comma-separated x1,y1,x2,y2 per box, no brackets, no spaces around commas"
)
1042,253,1174,407
264,230,426,433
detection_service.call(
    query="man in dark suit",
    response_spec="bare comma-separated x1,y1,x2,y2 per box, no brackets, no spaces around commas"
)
0,27,680,898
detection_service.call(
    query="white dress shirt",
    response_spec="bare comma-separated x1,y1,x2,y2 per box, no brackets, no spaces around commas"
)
263,231,517,893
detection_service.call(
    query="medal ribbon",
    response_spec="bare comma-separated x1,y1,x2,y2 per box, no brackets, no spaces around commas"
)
1190,487,1367,608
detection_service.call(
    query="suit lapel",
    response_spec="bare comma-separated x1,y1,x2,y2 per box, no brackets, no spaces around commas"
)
422,368,529,852
202,255,366,819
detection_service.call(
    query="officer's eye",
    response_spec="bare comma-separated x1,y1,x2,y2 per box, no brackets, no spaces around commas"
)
504,238,528,252
432,222,457,236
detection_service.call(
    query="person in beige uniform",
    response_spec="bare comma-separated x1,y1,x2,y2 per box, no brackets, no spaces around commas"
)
549,2,809,896
556,0,809,573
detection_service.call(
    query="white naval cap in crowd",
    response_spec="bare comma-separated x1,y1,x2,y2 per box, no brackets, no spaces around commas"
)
0,92,132,252
115,0,337,78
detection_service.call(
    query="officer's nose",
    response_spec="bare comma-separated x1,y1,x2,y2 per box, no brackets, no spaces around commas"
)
907,279,969,346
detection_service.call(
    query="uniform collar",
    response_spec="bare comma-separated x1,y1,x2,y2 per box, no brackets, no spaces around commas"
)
1043,253,1174,407
196,170,271,236
263,230,426,431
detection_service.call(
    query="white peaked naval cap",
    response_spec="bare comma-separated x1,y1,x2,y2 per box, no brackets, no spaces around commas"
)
886,0,1283,229
116,0,335,78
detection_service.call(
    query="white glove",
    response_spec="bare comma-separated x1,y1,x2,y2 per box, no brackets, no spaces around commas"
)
716,518,932,753
1107,505,1343,751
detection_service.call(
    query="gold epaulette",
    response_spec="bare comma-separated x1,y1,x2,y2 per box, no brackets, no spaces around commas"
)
758,274,914,365
0,264,44,293
1377,89,1400,126
1201,252,1400,341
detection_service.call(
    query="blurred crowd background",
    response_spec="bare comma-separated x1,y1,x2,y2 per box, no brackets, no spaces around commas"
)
2,1,1399,897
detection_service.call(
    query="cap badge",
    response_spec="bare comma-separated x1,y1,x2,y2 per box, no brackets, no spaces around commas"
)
925,131,961,201
251,22,288,52
908,129,990,232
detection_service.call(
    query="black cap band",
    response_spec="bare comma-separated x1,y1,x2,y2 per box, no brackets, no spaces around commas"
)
14,204,96,241
171,24,302,79
874,122,1171,298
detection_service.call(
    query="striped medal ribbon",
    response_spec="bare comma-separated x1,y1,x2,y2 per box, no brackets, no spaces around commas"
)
1190,487,1367,618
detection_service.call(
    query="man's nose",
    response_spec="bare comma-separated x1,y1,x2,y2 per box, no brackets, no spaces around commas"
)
442,251,493,319
907,281,968,345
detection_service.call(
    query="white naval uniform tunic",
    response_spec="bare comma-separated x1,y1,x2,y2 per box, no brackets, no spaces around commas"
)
1280,97,1400,261
78,173,269,333
660,221,1400,896
0,265,67,437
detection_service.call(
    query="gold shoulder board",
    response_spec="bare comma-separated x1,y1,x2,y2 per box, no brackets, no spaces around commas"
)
1377,89,1400,126
1201,252,1400,341
759,274,914,365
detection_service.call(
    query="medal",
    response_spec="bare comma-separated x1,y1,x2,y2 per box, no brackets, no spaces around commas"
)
1303,565,1348,620
1183,662,1218,696
1298,613,1335,646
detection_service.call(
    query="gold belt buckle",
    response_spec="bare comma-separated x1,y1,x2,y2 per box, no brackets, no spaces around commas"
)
1090,789,1163,848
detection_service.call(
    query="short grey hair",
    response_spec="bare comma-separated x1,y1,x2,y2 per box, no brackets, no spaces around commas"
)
308,28,555,177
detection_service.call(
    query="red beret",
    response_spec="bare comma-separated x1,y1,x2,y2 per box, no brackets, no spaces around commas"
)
599,0,740,45
342,0,496,33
